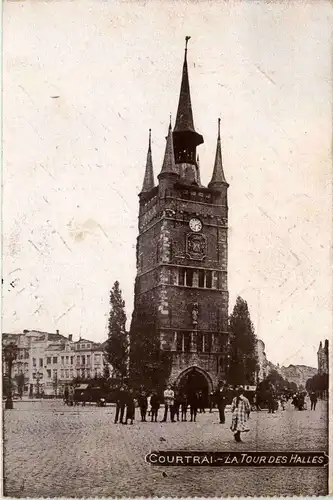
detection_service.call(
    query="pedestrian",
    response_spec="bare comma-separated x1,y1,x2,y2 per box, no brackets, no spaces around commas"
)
161,384,175,422
198,391,205,413
173,391,181,422
253,391,261,411
310,392,318,410
64,385,69,405
188,391,199,422
180,393,188,421
280,394,286,411
124,388,135,425
209,391,215,412
137,387,148,422
297,392,305,411
267,389,275,414
147,394,152,417
150,391,160,422
230,387,251,442
114,386,126,424
215,385,227,424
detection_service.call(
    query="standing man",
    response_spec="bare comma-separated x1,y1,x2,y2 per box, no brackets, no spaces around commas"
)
180,393,188,421
310,392,318,411
188,391,199,422
209,391,215,412
124,388,135,425
215,384,227,424
150,391,160,422
137,387,148,422
114,386,126,424
161,384,175,422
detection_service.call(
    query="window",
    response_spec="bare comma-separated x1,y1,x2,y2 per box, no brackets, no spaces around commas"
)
206,270,212,288
32,373,36,379
32,358,36,367
65,370,69,379
47,357,51,365
81,355,85,365
200,333,211,353
176,332,183,352
61,356,64,364
70,356,73,365
53,369,58,378
197,332,203,353
66,356,69,364
184,333,191,352
95,354,101,364
199,270,205,288
53,357,57,364
60,369,64,378
39,358,43,368
178,268,185,286
24,350,29,359
185,268,193,287
47,369,51,378
87,355,91,366
87,344,91,349
76,355,80,364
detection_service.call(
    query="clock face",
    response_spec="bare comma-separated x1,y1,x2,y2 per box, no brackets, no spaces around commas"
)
189,218,202,233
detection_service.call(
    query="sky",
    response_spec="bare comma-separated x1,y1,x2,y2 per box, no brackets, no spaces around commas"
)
3,0,332,368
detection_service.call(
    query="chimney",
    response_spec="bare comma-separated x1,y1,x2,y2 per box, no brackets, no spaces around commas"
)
56,329,60,335
68,334,73,342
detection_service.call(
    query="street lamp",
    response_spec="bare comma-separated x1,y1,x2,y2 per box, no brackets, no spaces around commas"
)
3,342,18,409
36,371,42,398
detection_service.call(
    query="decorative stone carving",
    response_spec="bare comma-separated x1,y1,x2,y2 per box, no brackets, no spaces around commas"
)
191,303,199,326
186,233,207,260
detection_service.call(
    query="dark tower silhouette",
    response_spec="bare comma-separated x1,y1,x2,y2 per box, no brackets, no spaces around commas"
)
130,38,229,393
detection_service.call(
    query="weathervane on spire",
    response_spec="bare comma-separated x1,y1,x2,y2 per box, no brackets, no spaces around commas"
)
185,36,191,51
218,117,221,140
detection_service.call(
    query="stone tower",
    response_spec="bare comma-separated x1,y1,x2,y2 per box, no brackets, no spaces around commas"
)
130,39,229,395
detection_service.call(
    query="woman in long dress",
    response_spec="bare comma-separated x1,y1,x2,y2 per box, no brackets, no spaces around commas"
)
230,387,251,442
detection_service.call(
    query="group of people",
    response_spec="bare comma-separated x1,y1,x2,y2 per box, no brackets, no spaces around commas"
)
291,391,318,411
113,383,252,442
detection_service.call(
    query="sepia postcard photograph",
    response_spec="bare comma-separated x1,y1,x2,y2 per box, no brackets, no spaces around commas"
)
2,0,332,498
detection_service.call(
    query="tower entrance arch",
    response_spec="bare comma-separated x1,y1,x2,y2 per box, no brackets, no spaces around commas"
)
175,366,213,406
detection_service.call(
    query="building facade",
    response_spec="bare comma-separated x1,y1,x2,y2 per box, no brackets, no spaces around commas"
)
318,339,329,375
130,39,229,395
2,330,107,396
255,339,271,383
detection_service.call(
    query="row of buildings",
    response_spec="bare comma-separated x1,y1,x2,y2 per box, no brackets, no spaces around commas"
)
2,329,107,397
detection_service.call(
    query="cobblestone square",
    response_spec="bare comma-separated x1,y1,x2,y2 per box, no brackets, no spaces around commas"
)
3,399,328,497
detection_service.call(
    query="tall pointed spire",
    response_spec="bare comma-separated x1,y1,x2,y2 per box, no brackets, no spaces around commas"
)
208,118,227,188
173,37,203,167
174,36,195,133
158,122,178,178
140,129,155,194
196,154,202,186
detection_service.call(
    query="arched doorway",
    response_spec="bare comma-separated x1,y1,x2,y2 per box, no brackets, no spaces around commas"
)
176,367,212,406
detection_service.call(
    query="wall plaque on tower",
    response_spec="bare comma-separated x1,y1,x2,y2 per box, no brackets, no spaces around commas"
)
186,233,207,260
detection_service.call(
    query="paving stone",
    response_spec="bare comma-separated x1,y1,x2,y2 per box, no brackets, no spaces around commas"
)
3,399,328,497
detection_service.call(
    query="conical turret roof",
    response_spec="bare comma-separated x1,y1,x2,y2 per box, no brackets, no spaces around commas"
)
140,129,155,193
208,118,227,188
158,122,178,178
